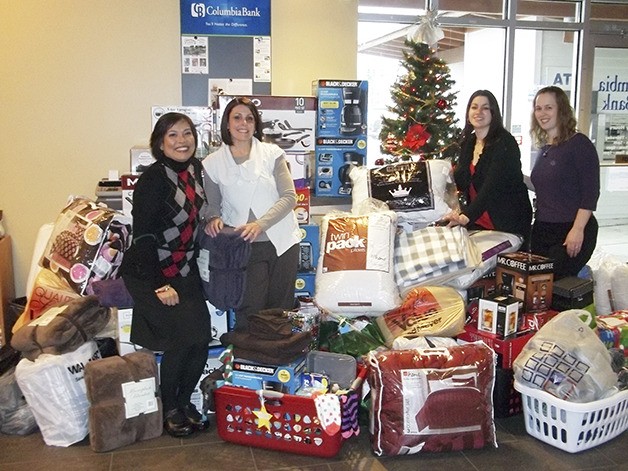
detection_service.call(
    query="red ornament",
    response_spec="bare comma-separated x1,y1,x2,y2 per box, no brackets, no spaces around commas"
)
437,99,447,109
374,158,385,166
402,124,431,152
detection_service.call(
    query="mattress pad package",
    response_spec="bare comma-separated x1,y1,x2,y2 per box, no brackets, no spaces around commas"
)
367,342,496,455
375,286,466,347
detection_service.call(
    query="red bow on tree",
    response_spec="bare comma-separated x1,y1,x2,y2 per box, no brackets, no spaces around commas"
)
402,124,431,152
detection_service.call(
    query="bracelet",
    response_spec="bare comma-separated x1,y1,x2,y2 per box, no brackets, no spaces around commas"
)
154,284,171,294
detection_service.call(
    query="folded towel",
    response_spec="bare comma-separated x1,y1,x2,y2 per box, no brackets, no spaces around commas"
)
248,308,294,340
11,295,111,361
220,330,312,364
197,227,252,310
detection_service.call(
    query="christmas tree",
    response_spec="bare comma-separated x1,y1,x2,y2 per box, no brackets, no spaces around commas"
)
378,39,461,164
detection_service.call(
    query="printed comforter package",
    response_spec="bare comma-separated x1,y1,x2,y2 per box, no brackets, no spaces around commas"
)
40,197,132,296
367,342,496,455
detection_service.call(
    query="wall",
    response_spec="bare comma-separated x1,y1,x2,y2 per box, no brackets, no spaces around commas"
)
272,0,358,95
0,0,358,297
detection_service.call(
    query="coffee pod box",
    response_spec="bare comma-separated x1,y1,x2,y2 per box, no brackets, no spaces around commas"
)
478,293,522,338
495,252,554,313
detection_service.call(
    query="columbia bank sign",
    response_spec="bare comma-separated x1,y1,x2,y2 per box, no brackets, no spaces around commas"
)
190,3,261,17
181,0,270,36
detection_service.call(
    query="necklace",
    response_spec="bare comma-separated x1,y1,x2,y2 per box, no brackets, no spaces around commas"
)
472,140,483,165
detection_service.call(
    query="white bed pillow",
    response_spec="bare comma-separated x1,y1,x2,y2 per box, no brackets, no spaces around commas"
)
350,159,454,226
315,209,401,317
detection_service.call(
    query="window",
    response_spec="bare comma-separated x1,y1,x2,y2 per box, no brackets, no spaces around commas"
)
358,0,627,170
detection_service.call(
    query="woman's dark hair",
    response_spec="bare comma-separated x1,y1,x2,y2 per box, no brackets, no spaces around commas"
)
220,97,263,145
460,89,506,147
530,85,577,146
150,112,198,161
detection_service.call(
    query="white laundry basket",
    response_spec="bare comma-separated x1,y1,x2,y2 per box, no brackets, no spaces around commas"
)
514,381,628,453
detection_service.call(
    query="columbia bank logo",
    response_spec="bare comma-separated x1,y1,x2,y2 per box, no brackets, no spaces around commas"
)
191,3,205,17
190,3,262,17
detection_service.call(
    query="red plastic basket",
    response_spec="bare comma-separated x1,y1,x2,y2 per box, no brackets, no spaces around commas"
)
214,385,346,457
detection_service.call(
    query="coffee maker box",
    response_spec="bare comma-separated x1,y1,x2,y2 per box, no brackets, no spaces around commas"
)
311,80,368,138
478,293,522,338
312,80,368,197
495,252,554,313
120,174,140,218
313,140,367,196
130,145,155,174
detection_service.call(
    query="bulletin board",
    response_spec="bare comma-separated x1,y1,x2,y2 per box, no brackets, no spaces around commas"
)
180,0,272,106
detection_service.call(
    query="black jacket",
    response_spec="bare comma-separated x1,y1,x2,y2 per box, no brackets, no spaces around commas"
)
454,130,532,239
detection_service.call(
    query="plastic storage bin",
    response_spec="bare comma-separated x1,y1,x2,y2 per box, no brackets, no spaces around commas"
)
514,380,628,453
214,385,348,457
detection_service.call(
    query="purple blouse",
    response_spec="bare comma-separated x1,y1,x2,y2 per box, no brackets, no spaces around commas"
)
530,133,600,223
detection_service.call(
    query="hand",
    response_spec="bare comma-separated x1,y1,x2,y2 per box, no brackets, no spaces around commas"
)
563,227,584,258
156,286,179,306
440,210,468,228
235,222,262,242
205,217,224,238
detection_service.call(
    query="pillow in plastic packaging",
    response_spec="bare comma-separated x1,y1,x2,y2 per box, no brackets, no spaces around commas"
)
350,160,456,227
444,230,523,290
315,209,401,317
376,286,466,347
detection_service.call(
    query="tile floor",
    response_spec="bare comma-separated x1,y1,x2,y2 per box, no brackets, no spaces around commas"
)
1,226,626,471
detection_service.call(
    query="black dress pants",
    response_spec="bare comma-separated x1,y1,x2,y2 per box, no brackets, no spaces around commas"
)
234,241,299,331
531,216,598,280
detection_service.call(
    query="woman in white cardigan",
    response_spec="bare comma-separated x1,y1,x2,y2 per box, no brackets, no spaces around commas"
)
203,97,300,332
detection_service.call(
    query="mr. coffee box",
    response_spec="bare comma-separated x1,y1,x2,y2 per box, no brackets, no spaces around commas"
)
478,293,522,338
495,252,554,313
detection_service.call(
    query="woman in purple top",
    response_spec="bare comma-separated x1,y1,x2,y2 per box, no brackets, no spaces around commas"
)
529,86,600,279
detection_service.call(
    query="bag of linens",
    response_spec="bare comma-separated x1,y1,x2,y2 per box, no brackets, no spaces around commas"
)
513,310,618,403
350,159,458,228
367,342,496,455
15,340,101,446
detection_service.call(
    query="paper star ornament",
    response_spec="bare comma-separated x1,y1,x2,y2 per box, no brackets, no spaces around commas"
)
253,402,273,431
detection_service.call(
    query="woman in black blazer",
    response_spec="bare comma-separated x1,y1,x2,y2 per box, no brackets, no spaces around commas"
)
443,90,532,246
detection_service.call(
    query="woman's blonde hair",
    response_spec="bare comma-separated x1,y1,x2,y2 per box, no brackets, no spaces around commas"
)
530,86,577,147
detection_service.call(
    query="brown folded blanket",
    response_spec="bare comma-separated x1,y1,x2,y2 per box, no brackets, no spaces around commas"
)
220,330,312,365
85,349,162,452
248,308,294,340
11,295,111,361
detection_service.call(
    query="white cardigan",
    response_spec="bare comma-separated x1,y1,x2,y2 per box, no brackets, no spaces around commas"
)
203,139,300,256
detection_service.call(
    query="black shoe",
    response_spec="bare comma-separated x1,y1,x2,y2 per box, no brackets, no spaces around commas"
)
164,408,194,437
181,403,209,432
